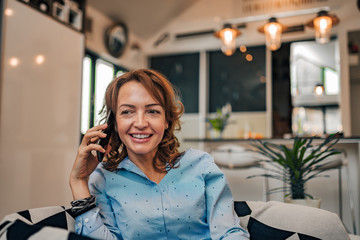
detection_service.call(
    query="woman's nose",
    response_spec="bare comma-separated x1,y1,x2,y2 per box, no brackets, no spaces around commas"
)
134,112,148,129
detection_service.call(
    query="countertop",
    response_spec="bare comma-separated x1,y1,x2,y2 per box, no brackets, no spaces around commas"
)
184,137,360,144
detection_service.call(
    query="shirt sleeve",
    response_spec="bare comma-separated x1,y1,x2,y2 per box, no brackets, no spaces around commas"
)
75,164,122,240
203,154,250,240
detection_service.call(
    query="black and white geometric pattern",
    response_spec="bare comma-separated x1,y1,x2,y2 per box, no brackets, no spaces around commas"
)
235,201,350,240
0,206,93,240
1,202,357,240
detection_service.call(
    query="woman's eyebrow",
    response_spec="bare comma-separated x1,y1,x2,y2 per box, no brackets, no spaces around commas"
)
118,103,161,109
118,104,135,108
145,103,161,108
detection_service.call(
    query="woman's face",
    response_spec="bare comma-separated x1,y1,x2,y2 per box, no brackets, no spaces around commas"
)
116,80,168,160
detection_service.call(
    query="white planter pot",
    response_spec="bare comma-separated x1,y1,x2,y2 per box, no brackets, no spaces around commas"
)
209,129,223,139
285,197,321,208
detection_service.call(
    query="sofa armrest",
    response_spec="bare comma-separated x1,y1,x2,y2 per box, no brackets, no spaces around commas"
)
1,206,75,231
235,201,351,240
0,206,96,240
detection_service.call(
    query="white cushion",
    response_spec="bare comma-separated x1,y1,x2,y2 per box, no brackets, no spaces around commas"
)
236,200,351,240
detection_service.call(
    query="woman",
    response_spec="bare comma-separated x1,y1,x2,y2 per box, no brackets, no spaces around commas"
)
70,69,249,239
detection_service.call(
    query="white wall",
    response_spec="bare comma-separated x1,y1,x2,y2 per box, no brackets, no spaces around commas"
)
0,0,84,217
85,6,146,70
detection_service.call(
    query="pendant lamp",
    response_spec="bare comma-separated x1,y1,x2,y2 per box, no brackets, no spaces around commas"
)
307,10,339,44
258,18,283,51
214,23,241,56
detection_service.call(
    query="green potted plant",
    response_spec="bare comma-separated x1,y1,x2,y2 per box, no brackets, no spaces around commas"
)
248,134,342,207
206,103,232,139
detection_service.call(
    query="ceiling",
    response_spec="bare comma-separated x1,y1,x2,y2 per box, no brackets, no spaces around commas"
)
87,0,199,40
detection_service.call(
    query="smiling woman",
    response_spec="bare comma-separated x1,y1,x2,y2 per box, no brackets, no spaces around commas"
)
69,69,250,239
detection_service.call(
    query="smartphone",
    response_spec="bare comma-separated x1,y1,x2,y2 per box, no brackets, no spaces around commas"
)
97,111,114,162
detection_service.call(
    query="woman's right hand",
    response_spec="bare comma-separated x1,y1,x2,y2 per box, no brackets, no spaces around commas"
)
69,124,108,199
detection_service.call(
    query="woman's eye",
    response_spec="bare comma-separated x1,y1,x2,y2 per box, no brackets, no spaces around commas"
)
148,109,161,114
120,110,132,115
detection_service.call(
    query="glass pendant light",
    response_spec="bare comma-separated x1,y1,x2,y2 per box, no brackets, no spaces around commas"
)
258,18,283,51
314,84,325,96
307,11,339,44
214,23,241,56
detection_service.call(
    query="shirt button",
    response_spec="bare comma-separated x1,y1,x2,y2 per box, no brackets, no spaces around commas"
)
77,222,82,227
84,218,89,223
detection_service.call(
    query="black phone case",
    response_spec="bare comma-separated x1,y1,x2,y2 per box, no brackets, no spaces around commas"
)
97,112,113,162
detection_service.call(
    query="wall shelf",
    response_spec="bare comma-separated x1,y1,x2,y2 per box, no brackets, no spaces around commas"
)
16,0,86,33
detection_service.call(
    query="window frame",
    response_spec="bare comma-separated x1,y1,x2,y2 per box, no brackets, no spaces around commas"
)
81,49,127,137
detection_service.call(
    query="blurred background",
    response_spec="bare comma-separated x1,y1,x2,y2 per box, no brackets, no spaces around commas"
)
1,0,360,233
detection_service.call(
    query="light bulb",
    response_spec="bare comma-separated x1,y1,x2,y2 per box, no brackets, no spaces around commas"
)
314,84,325,96
9,57,19,67
307,11,339,44
264,19,282,51
215,24,241,56
4,8,14,16
220,28,237,56
224,30,233,42
35,55,45,65
314,15,332,43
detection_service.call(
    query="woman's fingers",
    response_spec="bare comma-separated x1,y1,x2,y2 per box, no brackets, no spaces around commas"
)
89,123,108,132
72,144,105,178
78,143,106,159
81,124,108,146
70,124,111,188
86,144,106,154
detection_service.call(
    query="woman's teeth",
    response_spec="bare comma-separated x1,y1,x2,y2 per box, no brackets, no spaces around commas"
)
131,134,151,139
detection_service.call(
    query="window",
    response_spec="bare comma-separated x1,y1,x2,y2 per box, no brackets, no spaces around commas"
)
81,56,91,134
208,46,266,112
80,50,127,135
323,67,339,95
94,59,114,125
149,53,200,113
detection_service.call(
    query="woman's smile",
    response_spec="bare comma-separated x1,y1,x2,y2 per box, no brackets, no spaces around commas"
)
129,133,153,143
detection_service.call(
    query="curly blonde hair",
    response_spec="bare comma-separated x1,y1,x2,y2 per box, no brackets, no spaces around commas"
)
100,69,184,172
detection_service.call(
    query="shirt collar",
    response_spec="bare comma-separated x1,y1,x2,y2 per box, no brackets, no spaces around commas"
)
116,156,174,178
116,157,147,178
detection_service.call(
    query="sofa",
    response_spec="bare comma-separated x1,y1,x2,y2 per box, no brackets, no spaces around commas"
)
0,201,359,240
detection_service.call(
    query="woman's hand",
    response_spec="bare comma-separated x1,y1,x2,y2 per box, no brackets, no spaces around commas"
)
69,124,108,199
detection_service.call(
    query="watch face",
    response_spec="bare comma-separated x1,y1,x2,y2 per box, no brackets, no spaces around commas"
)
105,23,128,57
